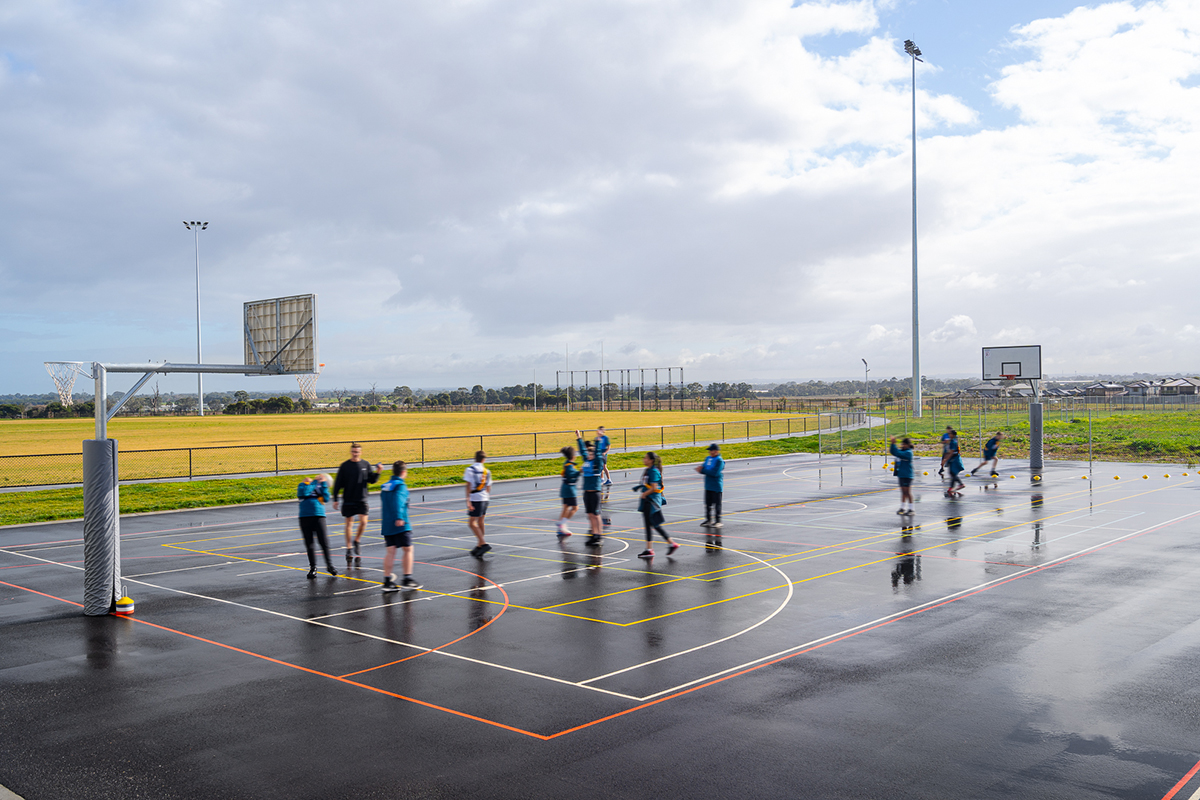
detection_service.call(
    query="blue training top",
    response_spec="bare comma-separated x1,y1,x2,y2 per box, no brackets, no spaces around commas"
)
560,461,580,499
984,436,1000,456
596,434,610,460
379,477,411,534
641,467,664,511
577,438,602,491
889,443,914,480
297,481,330,518
945,437,965,474
700,454,725,492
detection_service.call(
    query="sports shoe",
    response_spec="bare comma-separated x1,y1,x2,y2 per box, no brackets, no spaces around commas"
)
400,576,422,590
897,508,906,515
557,529,572,538
382,577,399,593
701,520,711,528
638,550,654,560
345,549,353,564
586,535,602,547
306,567,317,579
711,521,723,529
990,473,1000,478
603,479,613,486
970,467,979,475
326,566,339,577
938,469,945,478
667,542,680,555
353,541,361,557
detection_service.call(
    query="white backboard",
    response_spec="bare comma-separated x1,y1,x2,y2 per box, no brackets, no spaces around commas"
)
982,345,1041,381
244,294,318,375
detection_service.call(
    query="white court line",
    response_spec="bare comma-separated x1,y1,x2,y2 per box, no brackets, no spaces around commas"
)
579,537,795,686
237,568,293,576
0,544,637,700
126,562,240,578
616,508,1200,701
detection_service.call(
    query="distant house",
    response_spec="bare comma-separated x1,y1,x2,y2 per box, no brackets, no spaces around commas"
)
1161,378,1200,396
963,382,1004,398
1124,379,1164,396
1084,382,1127,397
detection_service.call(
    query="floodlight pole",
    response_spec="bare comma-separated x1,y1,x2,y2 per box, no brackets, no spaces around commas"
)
905,41,923,418
183,221,209,416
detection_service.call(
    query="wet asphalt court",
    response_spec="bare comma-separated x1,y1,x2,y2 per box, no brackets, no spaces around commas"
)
3,452,1200,800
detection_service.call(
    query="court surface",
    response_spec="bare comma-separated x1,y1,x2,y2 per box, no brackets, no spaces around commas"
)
3,452,1200,799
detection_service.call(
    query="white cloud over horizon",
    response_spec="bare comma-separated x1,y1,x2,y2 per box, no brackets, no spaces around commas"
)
1,0,1198,394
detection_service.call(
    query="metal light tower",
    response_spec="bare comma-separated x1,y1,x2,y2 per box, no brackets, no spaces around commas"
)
862,358,870,403
183,221,208,416
904,39,923,418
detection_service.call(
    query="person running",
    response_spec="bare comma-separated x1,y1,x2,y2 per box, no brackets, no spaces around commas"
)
380,461,421,592
575,430,603,546
971,432,1004,477
889,436,915,515
332,443,382,564
297,472,339,579
944,431,966,495
637,451,679,560
938,426,954,478
557,446,580,537
695,443,725,529
464,451,493,558
596,426,613,486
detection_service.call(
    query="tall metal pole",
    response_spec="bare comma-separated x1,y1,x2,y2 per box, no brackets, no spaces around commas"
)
905,41,923,418
184,221,208,416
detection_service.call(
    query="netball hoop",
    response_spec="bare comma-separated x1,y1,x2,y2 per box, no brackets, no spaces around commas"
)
44,361,90,407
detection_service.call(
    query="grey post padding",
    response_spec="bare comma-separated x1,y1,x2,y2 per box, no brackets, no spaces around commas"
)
1029,402,1044,474
83,439,121,616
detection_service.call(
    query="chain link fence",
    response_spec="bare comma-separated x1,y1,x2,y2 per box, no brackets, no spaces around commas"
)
1,415,849,489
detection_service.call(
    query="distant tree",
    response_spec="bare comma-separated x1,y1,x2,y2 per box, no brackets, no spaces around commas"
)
234,390,250,403
392,386,413,400
0,403,24,419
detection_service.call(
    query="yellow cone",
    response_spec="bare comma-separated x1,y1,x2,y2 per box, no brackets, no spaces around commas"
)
114,596,135,616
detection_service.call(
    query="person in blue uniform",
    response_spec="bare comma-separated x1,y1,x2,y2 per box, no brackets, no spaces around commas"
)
938,426,954,478
637,452,678,560
297,473,339,579
558,445,580,537
971,432,1004,477
695,443,725,528
944,432,966,495
380,461,421,591
575,431,603,546
889,436,915,515
596,426,613,486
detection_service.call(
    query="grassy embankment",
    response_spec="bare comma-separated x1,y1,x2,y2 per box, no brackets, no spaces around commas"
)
2,437,815,527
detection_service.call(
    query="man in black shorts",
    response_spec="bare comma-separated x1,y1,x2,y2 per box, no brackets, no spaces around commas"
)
332,443,381,564
464,451,493,558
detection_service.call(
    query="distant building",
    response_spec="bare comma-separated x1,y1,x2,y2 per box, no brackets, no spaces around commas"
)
1161,378,1200,396
1084,382,1127,397
1124,379,1164,396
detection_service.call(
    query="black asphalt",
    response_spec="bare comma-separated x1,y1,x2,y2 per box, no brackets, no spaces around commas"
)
3,453,1200,799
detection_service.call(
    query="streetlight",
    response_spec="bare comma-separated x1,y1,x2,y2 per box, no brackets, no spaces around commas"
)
904,39,923,418
182,221,208,416
862,358,870,403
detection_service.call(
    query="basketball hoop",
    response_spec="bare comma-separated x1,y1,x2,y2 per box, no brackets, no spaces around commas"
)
44,361,90,406
296,363,325,403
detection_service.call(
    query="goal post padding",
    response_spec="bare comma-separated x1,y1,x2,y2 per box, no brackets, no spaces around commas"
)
83,438,121,616
1029,403,1044,475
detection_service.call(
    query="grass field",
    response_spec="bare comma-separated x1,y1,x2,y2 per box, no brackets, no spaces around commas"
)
0,437,813,526
0,410,806,456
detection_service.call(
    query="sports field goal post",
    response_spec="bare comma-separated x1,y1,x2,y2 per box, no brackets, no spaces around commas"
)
982,346,1044,478
296,363,325,403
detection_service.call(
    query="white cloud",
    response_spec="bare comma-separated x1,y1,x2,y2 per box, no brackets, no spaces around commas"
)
929,315,978,343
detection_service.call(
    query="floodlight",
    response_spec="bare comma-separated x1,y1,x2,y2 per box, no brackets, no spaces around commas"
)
904,40,923,60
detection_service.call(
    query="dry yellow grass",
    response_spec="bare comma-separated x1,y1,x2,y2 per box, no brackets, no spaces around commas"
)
0,410,811,457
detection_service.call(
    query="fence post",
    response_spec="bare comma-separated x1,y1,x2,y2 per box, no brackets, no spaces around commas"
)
721,422,725,443
421,439,425,465
818,414,822,456
1088,409,1092,469
534,432,538,459
275,445,279,476
480,435,484,454
839,413,843,452
661,426,664,448
746,421,750,441
189,449,193,480
693,424,696,446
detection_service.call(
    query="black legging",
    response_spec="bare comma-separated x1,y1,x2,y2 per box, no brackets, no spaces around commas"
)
299,516,333,569
643,510,671,543
704,490,722,523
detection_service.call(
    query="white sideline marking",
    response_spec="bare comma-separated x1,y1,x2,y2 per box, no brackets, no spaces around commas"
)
126,562,239,578
237,568,292,576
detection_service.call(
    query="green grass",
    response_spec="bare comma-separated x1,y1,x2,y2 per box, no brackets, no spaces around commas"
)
1,437,814,527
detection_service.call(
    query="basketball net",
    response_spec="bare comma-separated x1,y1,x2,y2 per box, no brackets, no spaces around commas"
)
45,361,89,407
296,363,325,403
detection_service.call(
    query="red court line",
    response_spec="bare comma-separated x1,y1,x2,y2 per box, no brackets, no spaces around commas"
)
0,563,50,570
1161,756,1200,800
0,578,548,740
338,562,512,678
544,510,1200,739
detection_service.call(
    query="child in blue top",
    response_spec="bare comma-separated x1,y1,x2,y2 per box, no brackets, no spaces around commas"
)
297,473,338,579
938,427,954,478
695,443,725,529
971,432,1004,477
379,461,421,592
576,431,604,546
557,446,580,537
637,452,679,560
596,426,613,486
889,436,915,515
944,434,966,495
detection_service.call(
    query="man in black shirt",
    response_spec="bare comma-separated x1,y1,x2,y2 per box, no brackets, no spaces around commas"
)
332,443,381,564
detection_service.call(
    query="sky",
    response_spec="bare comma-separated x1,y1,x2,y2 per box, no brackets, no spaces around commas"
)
1,0,1198,396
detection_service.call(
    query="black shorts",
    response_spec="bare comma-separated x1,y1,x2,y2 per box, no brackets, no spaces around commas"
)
898,478,913,488
561,496,578,507
383,530,412,548
583,491,600,515
984,451,998,461
468,501,489,518
341,501,368,518
643,509,665,526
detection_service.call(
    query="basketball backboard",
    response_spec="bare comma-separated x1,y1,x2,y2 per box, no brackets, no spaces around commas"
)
244,294,318,375
982,345,1041,381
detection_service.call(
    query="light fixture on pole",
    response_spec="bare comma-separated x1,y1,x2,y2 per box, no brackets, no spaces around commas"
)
182,221,209,416
904,39,923,418
862,358,870,403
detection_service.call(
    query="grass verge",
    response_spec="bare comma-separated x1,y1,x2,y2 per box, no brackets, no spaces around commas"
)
1,437,814,527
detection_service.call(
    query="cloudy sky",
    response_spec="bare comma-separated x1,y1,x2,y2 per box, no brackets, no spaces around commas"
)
1,0,1198,395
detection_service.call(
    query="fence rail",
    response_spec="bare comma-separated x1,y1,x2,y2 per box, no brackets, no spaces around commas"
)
0,415,856,489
